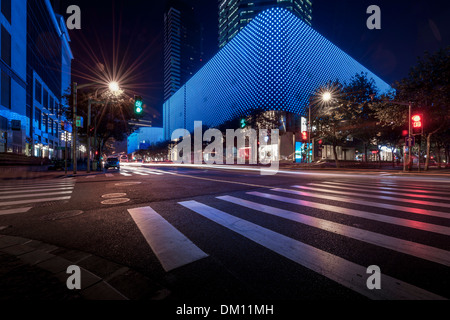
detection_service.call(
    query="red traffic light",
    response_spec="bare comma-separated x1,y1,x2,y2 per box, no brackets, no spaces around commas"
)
412,115,422,127
411,114,423,135
301,131,308,141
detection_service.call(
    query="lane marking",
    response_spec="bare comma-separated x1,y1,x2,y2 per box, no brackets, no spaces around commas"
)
292,185,450,209
0,191,73,200
179,200,445,300
0,187,74,195
0,207,33,216
0,184,75,191
0,196,72,207
218,196,450,267
127,206,208,272
337,181,450,193
247,192,450,236
316,182,450,197
273,188,450,220
105,173,114,177
128,170,148,176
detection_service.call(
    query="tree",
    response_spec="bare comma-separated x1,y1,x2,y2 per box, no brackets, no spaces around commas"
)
393,47,450,170
63,88,137,161
341,72,380,163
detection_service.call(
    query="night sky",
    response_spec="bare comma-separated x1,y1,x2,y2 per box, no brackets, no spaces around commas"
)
58,0,450,126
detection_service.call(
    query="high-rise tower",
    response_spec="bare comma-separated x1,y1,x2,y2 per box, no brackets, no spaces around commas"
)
164,0,203,101
218,0,313,48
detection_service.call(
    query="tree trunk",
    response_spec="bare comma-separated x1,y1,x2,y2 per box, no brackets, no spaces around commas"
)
425,133,432,171
364,143,368,163
391,147,396,168
332,142,339,168
445,146,449,168
436,146,442,169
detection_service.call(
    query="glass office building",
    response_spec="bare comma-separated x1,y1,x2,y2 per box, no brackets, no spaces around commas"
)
219,0,313,49
164,0,204,101
163,8,391,141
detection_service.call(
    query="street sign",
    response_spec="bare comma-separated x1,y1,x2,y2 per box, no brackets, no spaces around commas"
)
76,116,84,128
62,121,72,133
405,136,415,147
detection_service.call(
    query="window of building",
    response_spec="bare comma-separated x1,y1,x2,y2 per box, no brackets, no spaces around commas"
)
1,26,11,66
1,71,11,109
1,0,11,23
35,108,41,131
43,114,48,133
35,81,42,104
43,89,48,110
26,106,32,137
50,96,54,114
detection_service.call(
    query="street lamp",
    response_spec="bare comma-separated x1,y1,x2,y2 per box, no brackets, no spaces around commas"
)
109,81,120,93
322,92,332,103
307,91,334,164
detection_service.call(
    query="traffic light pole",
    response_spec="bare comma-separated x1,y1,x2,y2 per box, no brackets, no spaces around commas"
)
72,82,77,175
408,102,412,172
87,99,91,173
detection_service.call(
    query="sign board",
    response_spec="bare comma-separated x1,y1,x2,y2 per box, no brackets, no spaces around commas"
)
62,121,73,133
405,136,415,147
76,116,84,128
301,117,307,133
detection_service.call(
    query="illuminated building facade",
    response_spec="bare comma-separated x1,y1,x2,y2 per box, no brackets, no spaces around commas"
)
163,8,390,144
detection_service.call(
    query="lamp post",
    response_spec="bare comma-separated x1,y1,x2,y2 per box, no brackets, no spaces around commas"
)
72,82,77,174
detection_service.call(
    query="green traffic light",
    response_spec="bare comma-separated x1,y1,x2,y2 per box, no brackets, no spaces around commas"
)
240,118,246,128
135,99,143,114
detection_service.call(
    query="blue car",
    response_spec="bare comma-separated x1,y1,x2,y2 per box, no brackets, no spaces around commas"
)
104,157,120,170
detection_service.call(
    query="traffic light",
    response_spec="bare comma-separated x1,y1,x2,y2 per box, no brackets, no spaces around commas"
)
411,114,423,135
301,131,308,142
134,96,144,115
240,118,247,129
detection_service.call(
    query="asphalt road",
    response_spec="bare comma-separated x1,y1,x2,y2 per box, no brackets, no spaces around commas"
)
0,163,449,303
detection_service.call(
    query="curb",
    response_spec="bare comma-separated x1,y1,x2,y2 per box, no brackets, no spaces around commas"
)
0,234,171,300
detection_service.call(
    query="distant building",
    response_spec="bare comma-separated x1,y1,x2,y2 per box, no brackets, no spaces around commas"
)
163,0,204,101
218,0,313,48
127,127,164,155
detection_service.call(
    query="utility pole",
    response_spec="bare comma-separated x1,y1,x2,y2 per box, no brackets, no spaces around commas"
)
87,99,91,173
408,101,412,172
72,82,77,174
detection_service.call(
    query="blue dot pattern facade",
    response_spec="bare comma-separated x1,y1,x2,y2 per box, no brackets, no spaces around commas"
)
163,8,391,140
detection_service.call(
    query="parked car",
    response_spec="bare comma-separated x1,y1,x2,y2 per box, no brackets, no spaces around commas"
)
104,157,120,170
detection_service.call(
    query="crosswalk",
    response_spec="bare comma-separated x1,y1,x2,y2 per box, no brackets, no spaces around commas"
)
82,167,167,179
0,179,76,216
127,179,450,300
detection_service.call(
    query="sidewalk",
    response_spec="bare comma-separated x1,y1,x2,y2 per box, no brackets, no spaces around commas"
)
0,234,171,300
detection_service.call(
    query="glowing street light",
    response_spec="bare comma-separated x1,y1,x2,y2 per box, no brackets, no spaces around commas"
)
108,81,120,93
322,92,332,102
